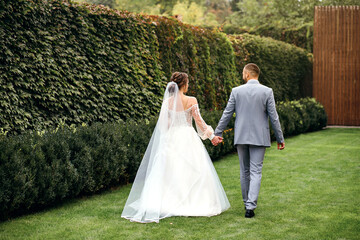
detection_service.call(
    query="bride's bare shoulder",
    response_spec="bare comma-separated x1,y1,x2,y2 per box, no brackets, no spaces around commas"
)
186,96,198,106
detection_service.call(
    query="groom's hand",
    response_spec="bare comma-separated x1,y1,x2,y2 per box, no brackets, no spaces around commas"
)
211,136,223,146
277,142,285,150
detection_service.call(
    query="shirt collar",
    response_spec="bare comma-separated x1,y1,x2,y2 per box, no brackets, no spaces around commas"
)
247,79,259,84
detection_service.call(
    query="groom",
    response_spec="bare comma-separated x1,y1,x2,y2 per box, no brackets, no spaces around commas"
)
211,63,285,218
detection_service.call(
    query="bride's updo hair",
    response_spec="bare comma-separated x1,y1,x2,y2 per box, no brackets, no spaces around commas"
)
169,72,188,93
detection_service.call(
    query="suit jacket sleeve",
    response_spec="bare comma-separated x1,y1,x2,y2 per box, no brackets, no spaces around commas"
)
214,90,236,136
267,89,284,143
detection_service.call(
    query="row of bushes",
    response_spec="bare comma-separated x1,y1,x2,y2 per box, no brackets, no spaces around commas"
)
276,98,327,137
0,0,313,135
0,98,326,221
0,109,234,221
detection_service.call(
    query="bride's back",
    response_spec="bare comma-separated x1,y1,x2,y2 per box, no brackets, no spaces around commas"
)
168,95,197,112
181,95,197,111
166,95,198,128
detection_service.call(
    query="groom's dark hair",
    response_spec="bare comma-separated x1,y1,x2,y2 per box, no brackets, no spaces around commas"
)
244,63,260,77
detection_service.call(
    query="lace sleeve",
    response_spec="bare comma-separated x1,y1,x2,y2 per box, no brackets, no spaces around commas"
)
191,104,214,140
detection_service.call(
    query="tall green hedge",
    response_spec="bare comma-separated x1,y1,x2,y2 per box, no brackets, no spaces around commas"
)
0,98,326,221
229,34,313,101
0,0,313,135
151,16,238,110
0,0,237,135
224,23,314,52
0,0,165,134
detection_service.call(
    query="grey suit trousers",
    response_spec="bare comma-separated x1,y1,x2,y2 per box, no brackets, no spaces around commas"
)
236,144,266,210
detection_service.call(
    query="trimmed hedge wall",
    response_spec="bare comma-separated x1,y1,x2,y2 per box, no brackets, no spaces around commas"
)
229,34,313,101
0,0,313,135
224,23,314,53
0,0,237,135
0,98,327,221
0,0,165,134
151,16,238,110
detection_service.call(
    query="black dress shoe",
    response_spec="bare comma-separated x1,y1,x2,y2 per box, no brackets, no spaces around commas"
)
245,210,255,218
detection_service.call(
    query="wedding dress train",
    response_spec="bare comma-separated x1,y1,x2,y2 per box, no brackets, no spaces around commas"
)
121,82,230,223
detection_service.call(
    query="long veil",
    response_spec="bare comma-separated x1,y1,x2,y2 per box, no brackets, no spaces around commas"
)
121,82,187,223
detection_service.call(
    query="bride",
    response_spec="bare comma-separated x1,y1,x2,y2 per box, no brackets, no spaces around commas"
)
121,72,230,223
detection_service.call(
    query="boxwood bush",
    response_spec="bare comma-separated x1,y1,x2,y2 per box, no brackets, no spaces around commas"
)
0,98,326,221
276,98,327,137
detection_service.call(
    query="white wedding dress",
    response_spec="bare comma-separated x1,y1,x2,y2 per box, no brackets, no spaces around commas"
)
121,82,230,223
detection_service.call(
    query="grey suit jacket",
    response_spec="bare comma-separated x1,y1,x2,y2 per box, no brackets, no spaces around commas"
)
215,79,284,147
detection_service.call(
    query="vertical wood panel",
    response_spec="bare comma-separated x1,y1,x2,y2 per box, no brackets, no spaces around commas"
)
313,6,360,126
358,5,360,125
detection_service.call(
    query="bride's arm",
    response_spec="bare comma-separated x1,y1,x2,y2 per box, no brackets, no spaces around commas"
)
190,98,215,140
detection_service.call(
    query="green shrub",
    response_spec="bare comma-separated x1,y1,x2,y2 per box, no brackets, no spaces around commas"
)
0,121,137,220
275,98,327,137
0,110,234,221
229,34,313,102
0,98,326,221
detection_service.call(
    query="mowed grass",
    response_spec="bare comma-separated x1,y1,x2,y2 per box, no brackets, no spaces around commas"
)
0,128,359,240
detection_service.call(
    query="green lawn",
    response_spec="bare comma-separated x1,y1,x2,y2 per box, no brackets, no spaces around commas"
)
0,128,359,240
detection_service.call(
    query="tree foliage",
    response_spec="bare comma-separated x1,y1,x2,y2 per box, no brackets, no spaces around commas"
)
225,0,359,51
229,0,360,29
170,0,218,27
80,0,359,51
83,0,360,29
116,0,161,15
86,0,116,8
172,1,206,26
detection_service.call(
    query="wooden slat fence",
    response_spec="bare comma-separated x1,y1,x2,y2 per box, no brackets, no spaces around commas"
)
313,6,360,126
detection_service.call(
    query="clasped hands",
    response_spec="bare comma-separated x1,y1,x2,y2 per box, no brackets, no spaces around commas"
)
211,136,223,146
212,136,286,150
